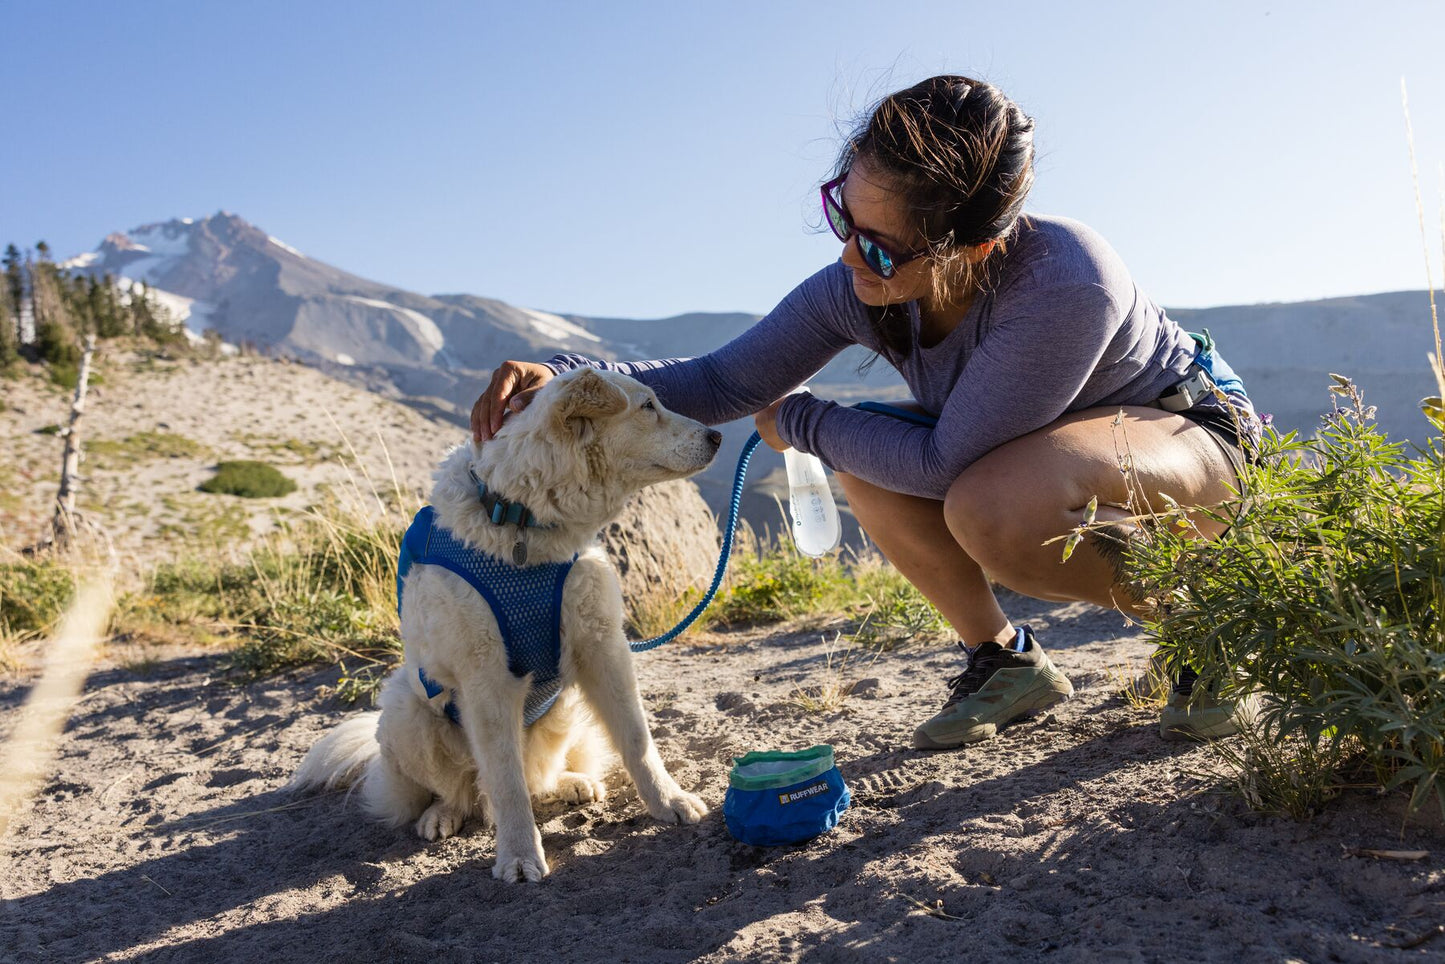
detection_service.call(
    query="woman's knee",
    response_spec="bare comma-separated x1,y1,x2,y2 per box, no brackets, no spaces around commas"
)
942,464,1020,571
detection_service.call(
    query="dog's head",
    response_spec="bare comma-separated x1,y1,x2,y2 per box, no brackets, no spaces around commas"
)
468,367,721,531
542,368,720,485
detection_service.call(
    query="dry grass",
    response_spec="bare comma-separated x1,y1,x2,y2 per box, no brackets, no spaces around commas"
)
787,631,879,714
1111,649,1171,710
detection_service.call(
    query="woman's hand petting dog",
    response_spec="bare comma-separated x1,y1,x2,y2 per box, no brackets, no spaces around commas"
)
472,360,555,443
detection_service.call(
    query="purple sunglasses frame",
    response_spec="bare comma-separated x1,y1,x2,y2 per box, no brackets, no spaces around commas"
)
820,173,926,279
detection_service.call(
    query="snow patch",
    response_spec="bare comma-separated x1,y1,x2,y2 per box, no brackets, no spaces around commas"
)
129,223,192,258
268,236,306,258
521,308,600,343
117,277,214,336
100,222,194,283
335,353,356,366
59,251,100,270
343,296,445,354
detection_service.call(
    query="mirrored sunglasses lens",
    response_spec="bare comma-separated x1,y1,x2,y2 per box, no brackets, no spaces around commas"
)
857,236,895,278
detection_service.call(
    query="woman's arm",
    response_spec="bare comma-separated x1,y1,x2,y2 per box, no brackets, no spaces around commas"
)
542,263,863,425
777,281,1125,500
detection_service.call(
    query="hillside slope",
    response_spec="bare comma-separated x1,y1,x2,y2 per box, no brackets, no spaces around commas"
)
1,348,454,563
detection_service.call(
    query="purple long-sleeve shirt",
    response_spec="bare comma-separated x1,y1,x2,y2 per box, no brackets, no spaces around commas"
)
545,215,1242,500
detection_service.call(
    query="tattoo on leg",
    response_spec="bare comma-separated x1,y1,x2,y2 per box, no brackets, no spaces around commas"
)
1088,521,1145,601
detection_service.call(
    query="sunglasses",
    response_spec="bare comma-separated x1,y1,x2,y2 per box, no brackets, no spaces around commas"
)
821,173,926,279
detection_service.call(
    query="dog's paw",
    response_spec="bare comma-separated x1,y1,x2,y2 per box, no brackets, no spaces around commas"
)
551,772,607,805
647,787,709,825
415,801,465,842
492,848,549,883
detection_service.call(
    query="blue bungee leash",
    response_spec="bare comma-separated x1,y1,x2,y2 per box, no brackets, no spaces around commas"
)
627,401,939,653
628,430,763,652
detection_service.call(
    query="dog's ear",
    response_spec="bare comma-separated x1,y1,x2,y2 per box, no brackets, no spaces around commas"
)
556,370,628,437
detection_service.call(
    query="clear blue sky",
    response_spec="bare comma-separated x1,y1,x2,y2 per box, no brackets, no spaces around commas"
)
3,1,1443,319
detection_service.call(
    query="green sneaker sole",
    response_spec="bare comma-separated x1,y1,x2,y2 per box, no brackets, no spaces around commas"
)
912,672,1074,750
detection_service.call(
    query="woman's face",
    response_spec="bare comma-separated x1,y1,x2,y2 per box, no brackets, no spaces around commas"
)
836,157,935,307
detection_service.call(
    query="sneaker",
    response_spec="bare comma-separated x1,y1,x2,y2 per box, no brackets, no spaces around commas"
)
912,626,1074,750
1158,666,1259,741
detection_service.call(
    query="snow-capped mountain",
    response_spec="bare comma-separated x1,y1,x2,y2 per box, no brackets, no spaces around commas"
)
60,213,622,373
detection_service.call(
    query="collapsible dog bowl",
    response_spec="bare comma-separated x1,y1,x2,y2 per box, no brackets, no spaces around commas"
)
723,744,850,846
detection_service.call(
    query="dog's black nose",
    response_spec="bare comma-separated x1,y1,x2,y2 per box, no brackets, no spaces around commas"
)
706,429,722,450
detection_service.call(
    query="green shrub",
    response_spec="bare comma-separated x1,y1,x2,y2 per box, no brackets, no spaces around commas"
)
1127,379,1445,816
0,558,76,638
34,321,79,369
200,461,297,498
48,364,78,389
715,547,850,625
847,563,951,651
44,359,104,391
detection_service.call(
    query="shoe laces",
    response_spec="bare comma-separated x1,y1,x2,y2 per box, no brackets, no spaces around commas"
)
943,642,1006,708
1173,665,1199,697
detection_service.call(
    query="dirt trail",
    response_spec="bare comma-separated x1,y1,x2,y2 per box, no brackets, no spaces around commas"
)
4,593,1442,963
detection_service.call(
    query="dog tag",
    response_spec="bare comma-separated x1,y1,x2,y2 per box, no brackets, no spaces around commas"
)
512,537,528,566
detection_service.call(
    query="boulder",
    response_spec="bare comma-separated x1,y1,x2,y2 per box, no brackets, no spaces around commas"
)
598,478,720,628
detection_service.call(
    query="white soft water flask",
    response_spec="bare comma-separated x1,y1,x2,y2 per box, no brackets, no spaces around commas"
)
783,447,842,557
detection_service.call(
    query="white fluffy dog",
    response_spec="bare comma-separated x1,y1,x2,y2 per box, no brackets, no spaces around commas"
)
290,368,719,882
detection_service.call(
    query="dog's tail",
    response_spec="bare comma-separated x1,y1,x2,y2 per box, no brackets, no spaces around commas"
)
287,712,382,794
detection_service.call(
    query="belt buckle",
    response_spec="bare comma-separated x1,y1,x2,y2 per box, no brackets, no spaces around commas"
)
1158,366,1210,413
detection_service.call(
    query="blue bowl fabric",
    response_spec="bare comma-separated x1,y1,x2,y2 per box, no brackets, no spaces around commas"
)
723,746,850,846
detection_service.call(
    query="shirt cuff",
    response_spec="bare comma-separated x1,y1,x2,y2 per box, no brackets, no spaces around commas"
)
776,392,822,455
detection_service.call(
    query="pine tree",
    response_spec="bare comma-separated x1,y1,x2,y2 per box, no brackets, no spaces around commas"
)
57,271,92,338
88,275,123,338
135,281,183,345
0,277,17,368
129,280,153,337
101,273,121,337
2,245,23,321
31,263,80,368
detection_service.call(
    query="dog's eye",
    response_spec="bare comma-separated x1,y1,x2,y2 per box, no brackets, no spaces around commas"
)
641,399,656,412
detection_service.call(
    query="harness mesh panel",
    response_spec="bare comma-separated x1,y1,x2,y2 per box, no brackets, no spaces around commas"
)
398,506,575,726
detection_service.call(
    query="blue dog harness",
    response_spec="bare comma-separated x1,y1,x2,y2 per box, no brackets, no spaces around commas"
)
396,506,576,727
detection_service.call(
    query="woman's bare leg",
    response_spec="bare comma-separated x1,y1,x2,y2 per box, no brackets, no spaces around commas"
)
839,407,1237,626
834,471,1014,647
838,404,1243,749
942,406,1239,615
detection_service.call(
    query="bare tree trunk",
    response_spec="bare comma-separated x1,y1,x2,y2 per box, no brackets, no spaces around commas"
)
51,334,97,549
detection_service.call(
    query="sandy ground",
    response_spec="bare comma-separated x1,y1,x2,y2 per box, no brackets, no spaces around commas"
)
3,592,1444,964
5,352,1445,962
